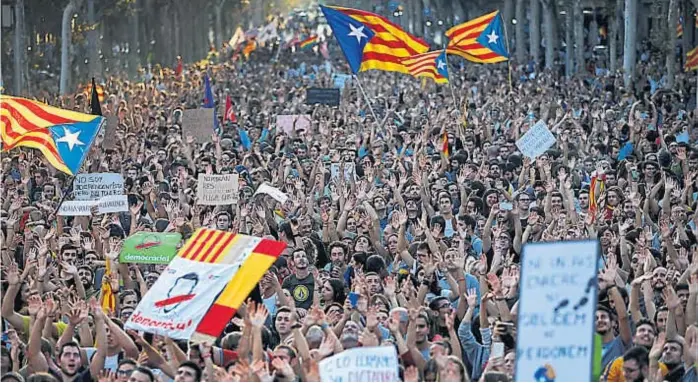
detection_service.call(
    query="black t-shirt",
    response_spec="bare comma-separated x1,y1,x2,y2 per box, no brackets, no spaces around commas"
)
282,273,315,310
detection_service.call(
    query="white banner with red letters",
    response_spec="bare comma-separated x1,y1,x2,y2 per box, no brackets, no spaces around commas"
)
124,257,237,339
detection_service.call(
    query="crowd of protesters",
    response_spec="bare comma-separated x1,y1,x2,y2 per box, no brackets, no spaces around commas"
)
2,12,698,383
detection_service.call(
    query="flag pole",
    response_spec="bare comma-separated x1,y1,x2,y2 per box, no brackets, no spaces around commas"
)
352,74,380,122
445,53,460,114
501,13,513,91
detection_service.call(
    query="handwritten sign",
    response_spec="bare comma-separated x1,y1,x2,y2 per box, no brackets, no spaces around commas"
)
58,195,129,216
318,346,399,382
182,108,215,143
306,87,340,106
276,115,311,135
196,174,239,205
515,120,557,159
515,240,599,382
253,183,288,204
73,173,124,200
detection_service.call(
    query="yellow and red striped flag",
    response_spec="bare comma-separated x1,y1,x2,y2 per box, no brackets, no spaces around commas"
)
401,50,449,84
678,17,684,38
445,10,509,64
0,96,103,175
685,46,698,71
84,83,105,103
441,132,450,158
320,5,429,74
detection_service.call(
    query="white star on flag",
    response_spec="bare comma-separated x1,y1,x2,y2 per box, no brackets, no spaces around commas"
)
437,60,447,70
348,23,367,43
55,127,84,151
487,30,499,44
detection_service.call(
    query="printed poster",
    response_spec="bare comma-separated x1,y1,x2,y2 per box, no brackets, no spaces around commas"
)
515,240,599,382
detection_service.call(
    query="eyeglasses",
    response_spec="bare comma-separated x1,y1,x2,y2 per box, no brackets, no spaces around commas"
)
117,369,134,376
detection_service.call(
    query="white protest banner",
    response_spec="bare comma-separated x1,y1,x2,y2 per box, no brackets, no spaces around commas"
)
318,346,399,382
515,240,599,382
254,183,288,204
515,120,557,159
124,257,238,339
73,173,124,200
182,108,215,143
276,115,311,135
196,174,239,205
58,195,129,216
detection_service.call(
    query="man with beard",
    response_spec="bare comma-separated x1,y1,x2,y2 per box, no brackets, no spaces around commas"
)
649,336,696,382
602,319,657,381
282,241,316,310
597,284,633,372
27,298,108,381
322,242,349,280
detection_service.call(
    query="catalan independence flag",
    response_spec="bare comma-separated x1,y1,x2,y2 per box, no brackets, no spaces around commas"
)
685,46,698,71
0,96,103,175
177,229,286,342
678,17,684,38
445,10,509,64
320,5,429,74
300,35,318,49
402,50,449,84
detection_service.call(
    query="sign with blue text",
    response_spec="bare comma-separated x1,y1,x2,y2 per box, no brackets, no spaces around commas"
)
318,346,399,382
514,240,599,382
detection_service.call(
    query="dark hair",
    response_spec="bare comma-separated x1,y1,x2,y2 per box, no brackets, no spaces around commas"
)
365,254,386,275
635,319,656,335
118,358,137,369
623,346,649,369
178,361,202,382
325,278,346,304
58,341,81,359
1,372,25,382
133,366,155,382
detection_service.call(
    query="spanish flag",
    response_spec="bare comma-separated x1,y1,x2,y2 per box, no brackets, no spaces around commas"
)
175,229,286,343
320,5,429,74
299,35,318,50
445,10,509,64
686,46,698,71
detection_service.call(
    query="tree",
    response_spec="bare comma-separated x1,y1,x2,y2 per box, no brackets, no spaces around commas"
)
667,0,678,88
565,0,573,77
530,0,541,66
573,0,584,73
623,0,638,88
60,0,82,95
541,0,555,70
515,0,526,63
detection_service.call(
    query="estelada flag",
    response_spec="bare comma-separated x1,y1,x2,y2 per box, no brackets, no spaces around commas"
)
224,94,237,123
445,10,509,64
685,46,698,71
320,5,428,74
